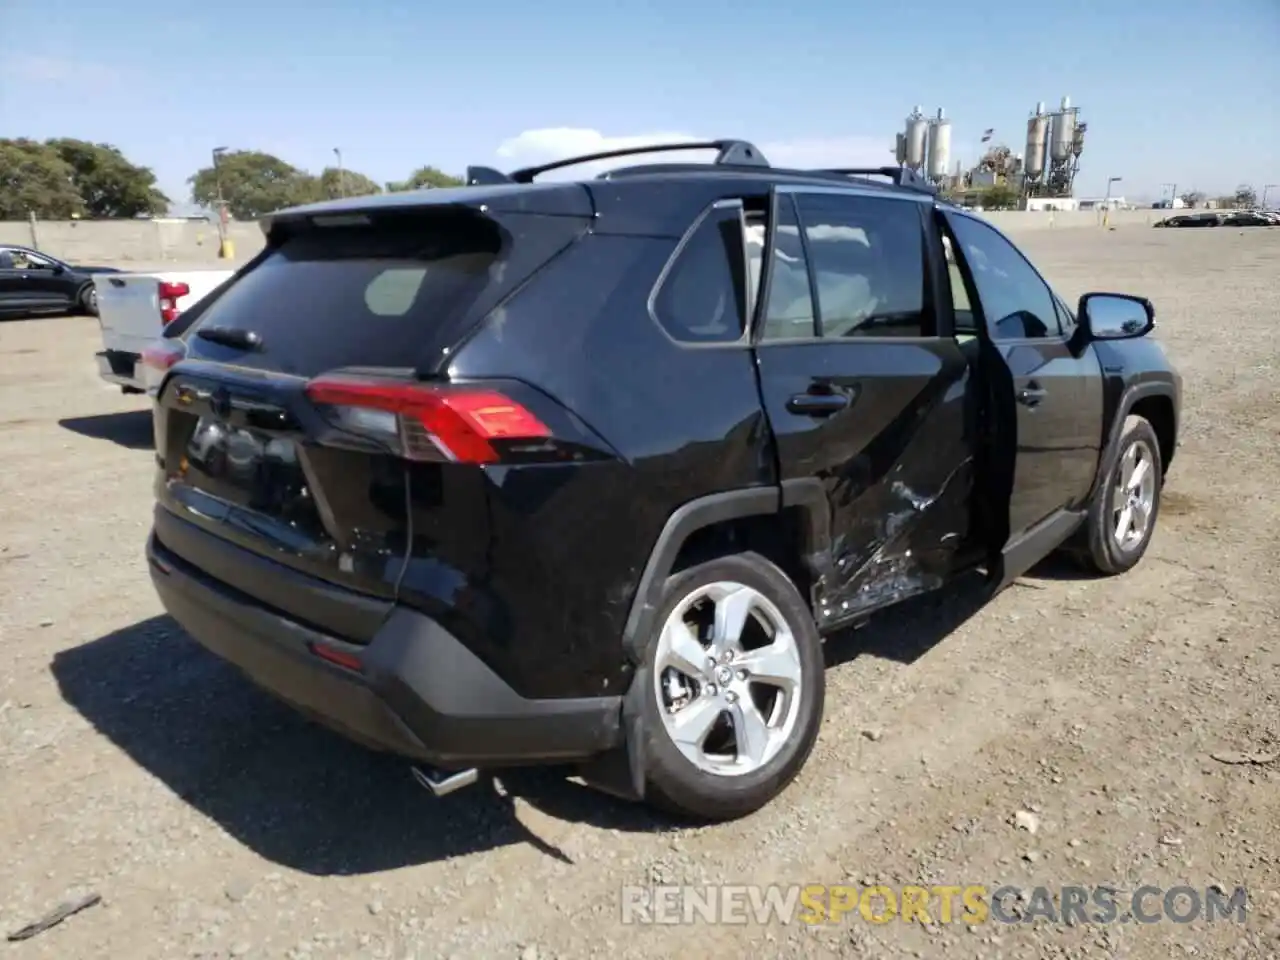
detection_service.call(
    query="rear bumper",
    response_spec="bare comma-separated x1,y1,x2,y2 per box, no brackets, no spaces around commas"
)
146,521,623,768
96,350,143,391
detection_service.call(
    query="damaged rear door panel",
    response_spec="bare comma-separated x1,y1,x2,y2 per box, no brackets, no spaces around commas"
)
751,187,980,631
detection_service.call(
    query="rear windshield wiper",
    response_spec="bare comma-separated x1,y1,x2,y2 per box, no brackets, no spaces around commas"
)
196,326,263,349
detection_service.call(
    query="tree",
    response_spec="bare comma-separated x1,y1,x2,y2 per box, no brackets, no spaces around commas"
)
387,166,464,192
188,150,321,220
1233,184,1257,209
1180,191,1205,208
0,139,84,219
47,138,168,217
317,166,381,199
980,184,1019,210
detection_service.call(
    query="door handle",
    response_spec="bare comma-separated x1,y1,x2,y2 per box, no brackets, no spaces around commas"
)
786,391,851,417
1017,383,1047,407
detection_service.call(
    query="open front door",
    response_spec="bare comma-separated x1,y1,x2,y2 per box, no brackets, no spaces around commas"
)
937,209,1104,591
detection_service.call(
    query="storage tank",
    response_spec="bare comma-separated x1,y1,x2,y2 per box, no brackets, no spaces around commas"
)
1049,95,1077,163
926,108,951,180
1025,108,1049,180
904,106,928,169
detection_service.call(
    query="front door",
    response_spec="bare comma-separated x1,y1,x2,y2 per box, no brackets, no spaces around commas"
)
751,187,978,631
937,209,1103,587
14,250,73,309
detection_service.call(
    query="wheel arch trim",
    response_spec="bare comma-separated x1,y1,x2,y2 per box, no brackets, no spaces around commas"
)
1090,380,1178,501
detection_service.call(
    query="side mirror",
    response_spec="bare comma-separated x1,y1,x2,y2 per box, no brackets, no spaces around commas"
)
1077,292,1154,342
51,264,66,275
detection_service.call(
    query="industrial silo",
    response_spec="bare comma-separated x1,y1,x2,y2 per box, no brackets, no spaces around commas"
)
1024,102,1048,181
926,108,952,181
904,107,928,169
1049,95,1078,164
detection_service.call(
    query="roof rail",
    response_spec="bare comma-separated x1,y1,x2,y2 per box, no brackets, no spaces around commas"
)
820,166,938,195
465,139,770,186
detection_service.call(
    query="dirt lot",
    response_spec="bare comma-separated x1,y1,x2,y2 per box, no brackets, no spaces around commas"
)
1,227,1277,959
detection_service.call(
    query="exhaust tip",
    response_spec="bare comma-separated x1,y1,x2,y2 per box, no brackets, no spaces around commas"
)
410,764,479,798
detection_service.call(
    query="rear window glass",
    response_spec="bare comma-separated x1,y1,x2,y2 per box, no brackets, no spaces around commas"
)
184,216,502,376
651,204,748,344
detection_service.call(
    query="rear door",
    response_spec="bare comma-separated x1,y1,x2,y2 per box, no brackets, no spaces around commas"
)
937,209,1103,587
153,204,591,639
751,187,978,630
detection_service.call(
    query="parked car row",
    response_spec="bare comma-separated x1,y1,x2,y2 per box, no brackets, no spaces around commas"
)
1154,209,1280,228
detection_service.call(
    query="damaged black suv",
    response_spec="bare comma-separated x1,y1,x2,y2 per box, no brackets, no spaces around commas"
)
146,141,1181,822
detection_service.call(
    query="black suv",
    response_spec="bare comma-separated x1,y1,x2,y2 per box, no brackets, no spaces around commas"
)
146,141,1181,821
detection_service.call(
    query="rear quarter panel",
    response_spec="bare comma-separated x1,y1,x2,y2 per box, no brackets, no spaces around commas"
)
406,234,773,699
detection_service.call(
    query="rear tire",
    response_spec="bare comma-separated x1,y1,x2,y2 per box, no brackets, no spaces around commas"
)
634,551,824,822
1072,415,1163,575
78,284,98,316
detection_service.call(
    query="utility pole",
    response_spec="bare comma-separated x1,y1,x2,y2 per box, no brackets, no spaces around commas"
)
334,147,345,198
1102,176,1121,226
212,146,233,259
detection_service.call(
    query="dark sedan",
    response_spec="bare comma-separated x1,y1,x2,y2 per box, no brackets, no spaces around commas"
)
1222,211,1278,227
0,245,120,318
1154,212,1225,228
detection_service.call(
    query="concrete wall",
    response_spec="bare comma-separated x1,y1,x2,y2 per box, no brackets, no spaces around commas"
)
0,219,265,266
2,208,1167,266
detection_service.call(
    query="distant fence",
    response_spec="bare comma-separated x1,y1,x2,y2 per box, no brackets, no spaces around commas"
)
1,209,1165,266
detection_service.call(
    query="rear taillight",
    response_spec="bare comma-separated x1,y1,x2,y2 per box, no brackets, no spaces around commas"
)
158,281,190,325
141,340,184,372
304,374,550,464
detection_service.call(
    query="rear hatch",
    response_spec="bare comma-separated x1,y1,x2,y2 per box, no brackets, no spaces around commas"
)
152,195,593,640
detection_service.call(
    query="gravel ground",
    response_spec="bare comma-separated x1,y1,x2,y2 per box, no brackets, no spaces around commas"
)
1,226,1277,959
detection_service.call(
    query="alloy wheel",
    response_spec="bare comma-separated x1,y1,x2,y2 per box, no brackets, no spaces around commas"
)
1112,439,1157,550
653,581,804,777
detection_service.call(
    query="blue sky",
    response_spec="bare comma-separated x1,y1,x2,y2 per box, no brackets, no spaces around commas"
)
2,0,1276,209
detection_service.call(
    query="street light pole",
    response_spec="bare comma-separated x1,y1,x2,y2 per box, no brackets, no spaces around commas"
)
212,146,232,259
1102,176,1121,226
334,147,345,198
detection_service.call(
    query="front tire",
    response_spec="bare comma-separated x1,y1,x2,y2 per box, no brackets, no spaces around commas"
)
1074,415,1163,575
634,552,824,822
78,283,98,316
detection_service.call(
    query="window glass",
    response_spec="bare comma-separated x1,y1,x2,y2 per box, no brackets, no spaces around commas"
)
758,196,816,341
794,193,927,338
184,214,503,376
946,215,1059,340
941,233,977,335
653,205,747,343
12,250,52,270
1054,295,1075,334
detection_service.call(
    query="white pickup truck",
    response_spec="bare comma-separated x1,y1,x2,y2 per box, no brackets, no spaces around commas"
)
94,268,233,394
